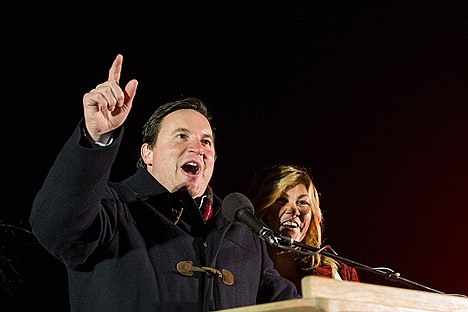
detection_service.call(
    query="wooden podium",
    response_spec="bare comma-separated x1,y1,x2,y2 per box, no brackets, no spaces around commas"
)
220,276,468,311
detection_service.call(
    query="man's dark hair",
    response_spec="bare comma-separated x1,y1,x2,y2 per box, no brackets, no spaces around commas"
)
136,97,213,168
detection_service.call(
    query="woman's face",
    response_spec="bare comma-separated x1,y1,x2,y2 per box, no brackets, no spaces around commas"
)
262,184,312,242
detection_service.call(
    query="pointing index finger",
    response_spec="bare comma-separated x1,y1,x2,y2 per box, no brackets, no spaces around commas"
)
108,54,123,83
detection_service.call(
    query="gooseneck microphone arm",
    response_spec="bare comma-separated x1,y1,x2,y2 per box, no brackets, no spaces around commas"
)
274,235,446,294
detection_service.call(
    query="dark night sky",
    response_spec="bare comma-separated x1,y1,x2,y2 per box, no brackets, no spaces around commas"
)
2,2,467,310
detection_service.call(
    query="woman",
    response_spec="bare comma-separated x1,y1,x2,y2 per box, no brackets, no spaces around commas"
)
247,164,359,294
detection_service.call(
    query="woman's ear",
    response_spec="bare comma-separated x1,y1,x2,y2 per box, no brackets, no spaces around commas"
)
140,143,153,166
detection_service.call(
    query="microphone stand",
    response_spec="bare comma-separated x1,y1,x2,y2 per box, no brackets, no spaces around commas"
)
275,237,446,295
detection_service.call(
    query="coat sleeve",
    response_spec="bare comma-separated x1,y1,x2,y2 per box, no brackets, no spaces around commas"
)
257,240,299,303
29,121,124,267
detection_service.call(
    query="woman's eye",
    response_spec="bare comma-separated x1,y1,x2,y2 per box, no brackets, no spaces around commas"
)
298,201,311,214
277,198,288,205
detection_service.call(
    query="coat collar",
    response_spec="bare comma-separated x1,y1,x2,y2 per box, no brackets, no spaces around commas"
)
121,168,168,198
120,168,231,230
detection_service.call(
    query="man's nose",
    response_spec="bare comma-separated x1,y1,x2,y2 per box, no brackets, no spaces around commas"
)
188,140,205,155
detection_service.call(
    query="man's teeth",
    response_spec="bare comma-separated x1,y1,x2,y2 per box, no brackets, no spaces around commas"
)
182,162,199,174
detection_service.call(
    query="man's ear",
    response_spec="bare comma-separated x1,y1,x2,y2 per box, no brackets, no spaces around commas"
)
141,143,153,166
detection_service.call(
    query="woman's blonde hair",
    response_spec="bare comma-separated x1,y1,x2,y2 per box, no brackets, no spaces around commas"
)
247,164,338,272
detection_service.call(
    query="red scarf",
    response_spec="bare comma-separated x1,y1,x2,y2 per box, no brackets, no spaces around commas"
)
201,186,213,222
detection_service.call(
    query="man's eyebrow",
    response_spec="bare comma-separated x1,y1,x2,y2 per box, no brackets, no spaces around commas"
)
171,128,190,135
171,128,214,140
201,133,214,140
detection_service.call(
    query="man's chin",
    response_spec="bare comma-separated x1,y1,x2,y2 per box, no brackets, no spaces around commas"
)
185,185,206,199
175,178,208,198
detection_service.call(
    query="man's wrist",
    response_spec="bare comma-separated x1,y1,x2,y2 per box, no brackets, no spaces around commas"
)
83,127,114,146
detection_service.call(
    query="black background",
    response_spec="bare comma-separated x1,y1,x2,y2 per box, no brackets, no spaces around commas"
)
2,2,467,310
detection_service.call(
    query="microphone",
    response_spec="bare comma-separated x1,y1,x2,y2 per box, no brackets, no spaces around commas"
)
222,192,281,246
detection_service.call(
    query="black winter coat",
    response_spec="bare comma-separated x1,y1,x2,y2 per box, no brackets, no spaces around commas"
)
30,123,298,312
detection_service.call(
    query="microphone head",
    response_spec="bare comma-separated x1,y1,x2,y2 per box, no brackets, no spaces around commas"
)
222,192,254,223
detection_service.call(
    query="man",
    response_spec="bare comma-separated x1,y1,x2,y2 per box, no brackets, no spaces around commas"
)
30,55,297,311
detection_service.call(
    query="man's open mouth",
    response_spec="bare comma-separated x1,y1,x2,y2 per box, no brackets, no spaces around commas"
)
182,161,200,175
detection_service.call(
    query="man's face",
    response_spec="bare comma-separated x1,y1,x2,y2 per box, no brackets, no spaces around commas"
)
141,109,216,198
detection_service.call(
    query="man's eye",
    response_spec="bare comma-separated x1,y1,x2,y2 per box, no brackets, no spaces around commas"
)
177,134,188,139
202,139,212,146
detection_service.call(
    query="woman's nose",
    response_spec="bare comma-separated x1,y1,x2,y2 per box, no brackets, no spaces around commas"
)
288,203,300,216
